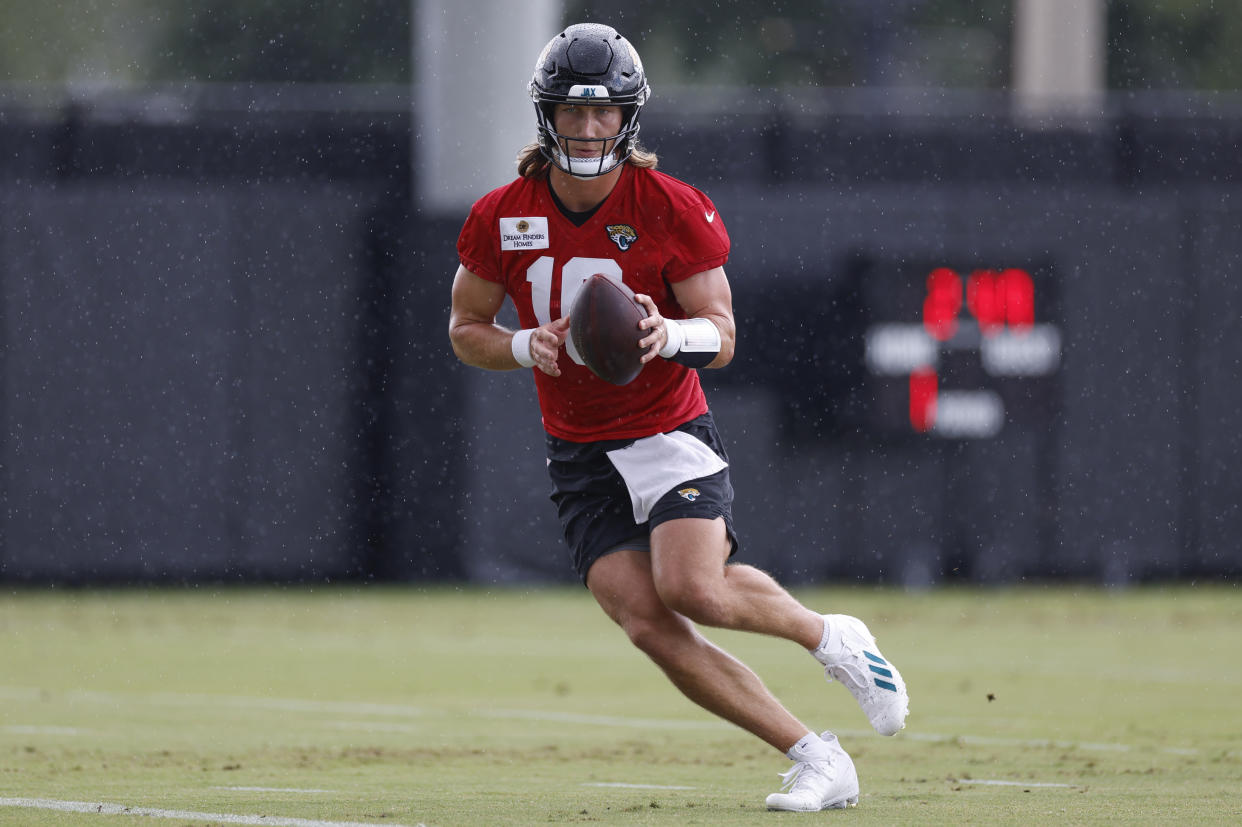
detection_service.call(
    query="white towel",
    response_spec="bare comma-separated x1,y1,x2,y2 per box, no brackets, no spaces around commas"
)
606,431,728,524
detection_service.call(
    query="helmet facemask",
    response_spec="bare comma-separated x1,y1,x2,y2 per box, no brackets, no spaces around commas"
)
533,97,643,179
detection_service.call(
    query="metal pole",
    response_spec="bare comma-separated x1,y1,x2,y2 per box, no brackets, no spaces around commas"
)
414,0,562,214
1012,0,1106,124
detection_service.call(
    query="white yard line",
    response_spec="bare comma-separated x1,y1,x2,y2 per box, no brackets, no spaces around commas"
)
483,707,724,730
3,684,1230,759
0,798,422,827
214,786,339,794
953,779,1075,788
582,782,697,790
69,689,428,718
1,725,89,736
325,720,424,734
890,729,1218,758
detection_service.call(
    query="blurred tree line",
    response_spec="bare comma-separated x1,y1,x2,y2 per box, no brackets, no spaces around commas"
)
0,0,409,85
0,0,1236,89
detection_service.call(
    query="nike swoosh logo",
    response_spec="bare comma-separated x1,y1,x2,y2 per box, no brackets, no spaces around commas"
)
705,211,716,223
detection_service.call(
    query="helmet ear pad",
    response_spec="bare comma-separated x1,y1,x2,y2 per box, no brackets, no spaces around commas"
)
616,104,640,156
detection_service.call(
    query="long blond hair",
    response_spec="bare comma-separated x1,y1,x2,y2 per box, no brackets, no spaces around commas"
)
516,140,658,179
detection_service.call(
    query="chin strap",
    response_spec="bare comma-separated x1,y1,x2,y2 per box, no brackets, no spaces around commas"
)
552,146,624,179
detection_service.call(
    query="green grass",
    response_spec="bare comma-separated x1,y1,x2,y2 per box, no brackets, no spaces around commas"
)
1,584,1240,825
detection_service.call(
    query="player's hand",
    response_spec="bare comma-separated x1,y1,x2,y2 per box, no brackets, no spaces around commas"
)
532,316,571,377
634,294,665,364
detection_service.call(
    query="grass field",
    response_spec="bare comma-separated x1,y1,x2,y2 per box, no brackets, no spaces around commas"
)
1,584,1239,825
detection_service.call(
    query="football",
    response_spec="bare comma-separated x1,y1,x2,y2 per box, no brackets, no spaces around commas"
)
569,274,648,385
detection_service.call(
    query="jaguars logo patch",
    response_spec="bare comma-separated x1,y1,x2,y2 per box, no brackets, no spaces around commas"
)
606,224,638,251
677,487,701,502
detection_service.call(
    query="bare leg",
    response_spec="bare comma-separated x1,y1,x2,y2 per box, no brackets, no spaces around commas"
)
588,548,811,752
650,516,824,649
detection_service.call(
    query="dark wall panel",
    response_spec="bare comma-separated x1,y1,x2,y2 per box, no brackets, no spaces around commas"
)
227,184,378,579
457,368,567,583
0,182,387,582
375,214,470,581
1050,198,1186,581
2,184,238,580
1190,195,1242,577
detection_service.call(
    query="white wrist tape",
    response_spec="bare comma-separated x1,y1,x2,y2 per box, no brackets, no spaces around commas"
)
658,318,684,359
659,317,722,367
510,328,537,368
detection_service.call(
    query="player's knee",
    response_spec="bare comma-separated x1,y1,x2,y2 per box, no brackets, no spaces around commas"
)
654,577,730,628
621,613,688,663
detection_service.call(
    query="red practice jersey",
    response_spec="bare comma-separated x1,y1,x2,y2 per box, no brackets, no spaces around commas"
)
457,164,730,442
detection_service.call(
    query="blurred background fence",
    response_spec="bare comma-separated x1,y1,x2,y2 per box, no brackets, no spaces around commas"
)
1,0,1240,586
2,84,1239,586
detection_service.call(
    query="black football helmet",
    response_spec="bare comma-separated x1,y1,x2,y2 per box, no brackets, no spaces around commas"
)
529,23,650,178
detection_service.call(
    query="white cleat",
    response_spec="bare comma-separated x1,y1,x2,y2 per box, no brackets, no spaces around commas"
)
815,614,909,736
765,732,860,812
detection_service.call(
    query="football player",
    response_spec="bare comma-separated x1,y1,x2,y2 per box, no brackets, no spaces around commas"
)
448,22,909,812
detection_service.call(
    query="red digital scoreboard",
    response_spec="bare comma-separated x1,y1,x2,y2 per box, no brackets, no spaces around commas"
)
858,259,1061,438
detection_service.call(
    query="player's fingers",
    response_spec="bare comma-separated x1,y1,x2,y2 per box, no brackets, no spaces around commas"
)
528,329,562,376
637,322,664,363
535,330,556,357
536,320,568,351
534,351,560,376
637,323,662,351
634,294,661,329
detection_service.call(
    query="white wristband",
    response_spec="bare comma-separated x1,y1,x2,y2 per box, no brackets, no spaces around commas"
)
659,317,721,367
658,318,685,359
655,315,725,355
510,328,537,368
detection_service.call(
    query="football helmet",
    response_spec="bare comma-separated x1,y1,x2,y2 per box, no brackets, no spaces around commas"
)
529,23,650,178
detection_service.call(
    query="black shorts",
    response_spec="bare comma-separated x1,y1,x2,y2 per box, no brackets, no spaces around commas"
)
546,412,739,584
